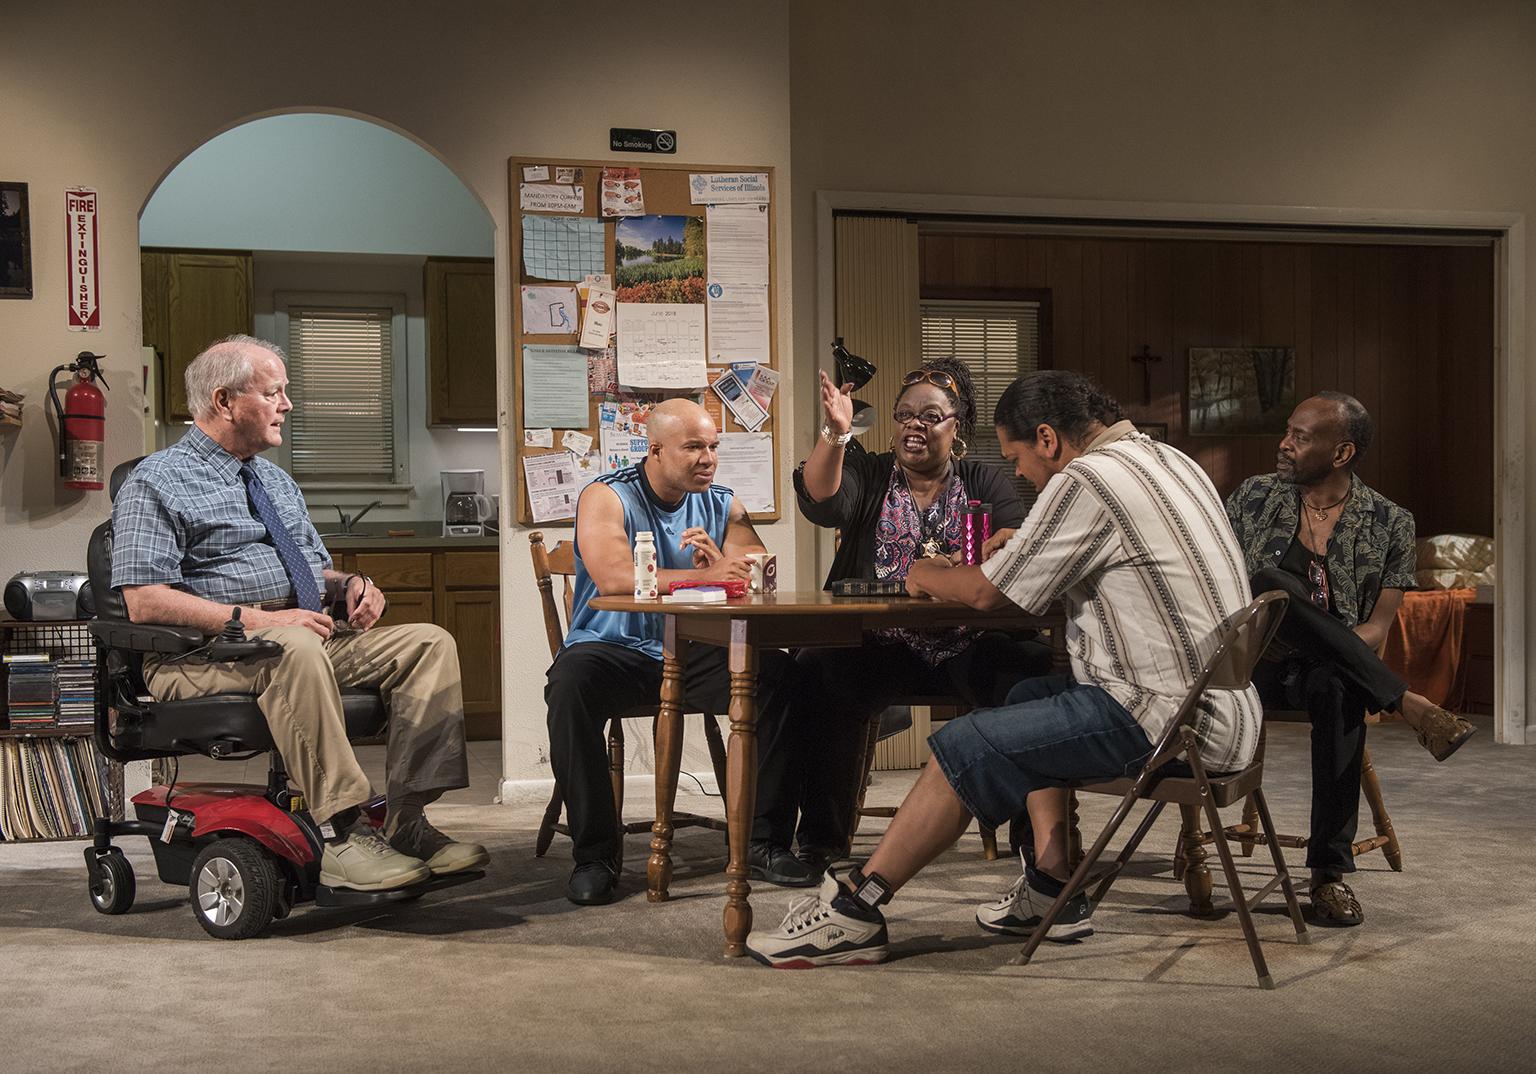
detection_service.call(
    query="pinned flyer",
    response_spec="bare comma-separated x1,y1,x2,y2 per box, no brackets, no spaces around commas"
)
523,453,579,523
519,183,584,214
521,164,550,181
561,429,593,456
523,428,554,448
601,166,645,217
688,172,770,204
711,368,768,432
556,166,584,184
579,286,617,349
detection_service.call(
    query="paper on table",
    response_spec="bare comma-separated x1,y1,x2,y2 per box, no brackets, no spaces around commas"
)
523,428,554,448
561,429,593,456
616,303,707,388
579,286,617,349
706,282,770,364
523,215,605,280
705,204,769,288
711,368,768,432
519,183,584,214
523,452,579,523
522,165,550,181
522,345,590,428
688,172,770,204
714,432,775,513
521,285,579,334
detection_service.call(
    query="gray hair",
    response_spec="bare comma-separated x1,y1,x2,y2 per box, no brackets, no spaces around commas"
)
184,334,286,420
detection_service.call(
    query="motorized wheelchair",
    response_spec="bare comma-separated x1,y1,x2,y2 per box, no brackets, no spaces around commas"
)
84,458,480,939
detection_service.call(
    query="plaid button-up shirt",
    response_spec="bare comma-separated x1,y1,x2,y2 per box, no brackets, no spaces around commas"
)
111,425,331,606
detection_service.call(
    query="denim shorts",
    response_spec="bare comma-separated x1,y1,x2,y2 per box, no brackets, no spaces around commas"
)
928,674,1155,830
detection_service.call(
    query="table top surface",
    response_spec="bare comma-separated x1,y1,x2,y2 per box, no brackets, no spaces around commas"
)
589,590,1048,624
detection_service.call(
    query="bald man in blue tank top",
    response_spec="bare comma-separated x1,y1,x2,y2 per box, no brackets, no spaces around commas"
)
546,399,808,905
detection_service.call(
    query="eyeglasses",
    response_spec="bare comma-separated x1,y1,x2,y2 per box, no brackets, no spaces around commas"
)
901,368,958,391
893,407,956,428
1306,559,1331,609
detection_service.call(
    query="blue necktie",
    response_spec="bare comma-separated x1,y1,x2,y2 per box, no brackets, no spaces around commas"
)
239,462,323,612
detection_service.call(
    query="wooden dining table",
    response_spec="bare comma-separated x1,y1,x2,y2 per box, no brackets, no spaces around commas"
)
587,589,1063,957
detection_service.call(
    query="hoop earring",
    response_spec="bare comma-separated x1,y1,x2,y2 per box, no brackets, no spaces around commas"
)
951,437,968,460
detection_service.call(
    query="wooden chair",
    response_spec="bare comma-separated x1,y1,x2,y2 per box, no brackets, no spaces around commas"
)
1175,653,1404,915
852,700,1002,859
1019,591,1309,989
529,531,729,858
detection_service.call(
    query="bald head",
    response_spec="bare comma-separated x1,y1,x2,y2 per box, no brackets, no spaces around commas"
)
645,398,720,498
647,398,716,447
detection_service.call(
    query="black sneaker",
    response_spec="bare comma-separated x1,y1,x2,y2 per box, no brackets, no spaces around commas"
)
975,862,1094,940
749,840,818,887
796,844,841,877
746,871,889,968
566,860,620,906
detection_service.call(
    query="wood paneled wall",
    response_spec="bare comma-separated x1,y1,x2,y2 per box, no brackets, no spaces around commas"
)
920,232,1495,537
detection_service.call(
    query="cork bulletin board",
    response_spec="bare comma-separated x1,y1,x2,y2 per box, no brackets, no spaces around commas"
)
508,156,780,525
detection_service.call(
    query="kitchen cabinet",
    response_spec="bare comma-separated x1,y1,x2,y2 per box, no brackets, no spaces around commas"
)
141,249,254,422
424,257,495,426
331,546,501,741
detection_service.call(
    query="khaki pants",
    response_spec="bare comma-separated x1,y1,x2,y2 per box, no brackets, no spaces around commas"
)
146,623,470,824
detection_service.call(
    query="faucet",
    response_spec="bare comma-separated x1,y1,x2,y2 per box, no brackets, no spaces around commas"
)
331,501,383,535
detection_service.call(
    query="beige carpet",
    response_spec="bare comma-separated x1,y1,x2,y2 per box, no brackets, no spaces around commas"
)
1,719,1532,1074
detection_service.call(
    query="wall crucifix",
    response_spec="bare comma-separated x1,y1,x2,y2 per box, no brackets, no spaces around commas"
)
1131,345,1162,406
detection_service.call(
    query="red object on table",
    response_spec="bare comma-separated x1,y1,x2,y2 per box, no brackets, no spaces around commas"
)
668,578,748,597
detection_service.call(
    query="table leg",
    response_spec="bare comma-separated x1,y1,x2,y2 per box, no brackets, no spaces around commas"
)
647,618,686,902
722,619,757,957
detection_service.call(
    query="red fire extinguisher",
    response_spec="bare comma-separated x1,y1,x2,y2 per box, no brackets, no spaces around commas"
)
47,351,110,491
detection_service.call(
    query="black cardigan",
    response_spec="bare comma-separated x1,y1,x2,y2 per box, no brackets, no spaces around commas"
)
793,451,1027,589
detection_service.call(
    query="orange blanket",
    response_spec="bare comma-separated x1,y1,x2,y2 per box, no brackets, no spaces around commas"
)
1382,588,1476,707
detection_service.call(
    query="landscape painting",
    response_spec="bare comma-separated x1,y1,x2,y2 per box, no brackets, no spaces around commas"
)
614,214,705,303
1188,346,1295,435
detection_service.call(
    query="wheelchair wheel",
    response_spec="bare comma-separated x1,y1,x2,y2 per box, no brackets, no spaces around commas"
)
190,838,278,940
88,849,136,915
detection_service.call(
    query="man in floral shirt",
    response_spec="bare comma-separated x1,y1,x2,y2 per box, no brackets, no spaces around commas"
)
1227,392,1475,927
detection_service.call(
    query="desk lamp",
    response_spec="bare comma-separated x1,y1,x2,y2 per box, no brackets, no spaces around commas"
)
831,338,878,448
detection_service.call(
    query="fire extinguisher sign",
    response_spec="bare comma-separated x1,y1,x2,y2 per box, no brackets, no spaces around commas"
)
65,188,100,331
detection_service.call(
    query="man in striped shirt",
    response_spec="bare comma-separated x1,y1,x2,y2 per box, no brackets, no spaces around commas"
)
747,371,1261,969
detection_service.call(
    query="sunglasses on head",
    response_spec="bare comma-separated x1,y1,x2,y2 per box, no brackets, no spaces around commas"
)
901,368,958,391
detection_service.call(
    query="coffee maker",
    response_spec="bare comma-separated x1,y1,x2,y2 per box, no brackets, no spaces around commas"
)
441,469,496,537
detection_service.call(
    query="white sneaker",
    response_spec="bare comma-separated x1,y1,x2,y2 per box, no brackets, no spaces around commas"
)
746,871,889,968
976,858,1094,940
319,825,431,892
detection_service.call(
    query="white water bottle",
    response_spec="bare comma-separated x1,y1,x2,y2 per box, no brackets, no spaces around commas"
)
633,530,659,599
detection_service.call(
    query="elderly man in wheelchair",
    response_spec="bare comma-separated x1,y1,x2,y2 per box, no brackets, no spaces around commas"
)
87,335,486,937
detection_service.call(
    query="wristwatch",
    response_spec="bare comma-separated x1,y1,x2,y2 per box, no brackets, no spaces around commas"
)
821,424,853,447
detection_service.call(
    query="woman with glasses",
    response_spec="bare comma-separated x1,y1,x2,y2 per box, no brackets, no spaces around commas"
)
749,357,1052,886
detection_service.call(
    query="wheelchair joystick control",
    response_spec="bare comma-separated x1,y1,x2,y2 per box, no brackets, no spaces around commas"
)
205,607,283,662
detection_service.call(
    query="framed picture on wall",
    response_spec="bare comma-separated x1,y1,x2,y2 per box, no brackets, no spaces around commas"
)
0,182,33,299
1187,346,1295,435
1138,422,1168,442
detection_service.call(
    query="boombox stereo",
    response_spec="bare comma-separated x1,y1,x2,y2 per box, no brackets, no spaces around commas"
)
4,571,93,621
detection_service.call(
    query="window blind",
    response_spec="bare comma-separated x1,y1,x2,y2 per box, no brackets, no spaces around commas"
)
285,306,395,481
919,300,1041,503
